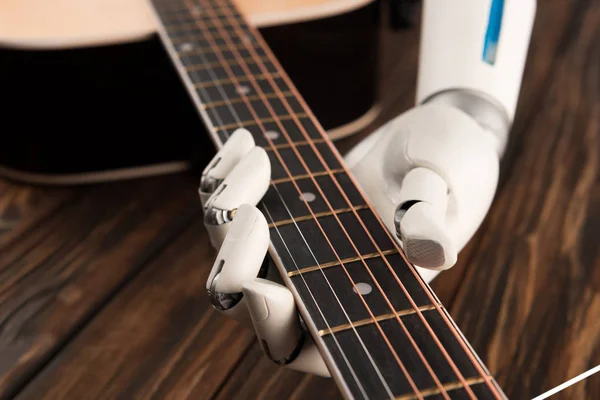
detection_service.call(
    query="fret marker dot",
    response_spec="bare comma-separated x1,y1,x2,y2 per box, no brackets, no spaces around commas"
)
236,85,251,95
353,283,372,295
265,131,279,140
191,6,202,16
299,192,316,202
179,43,194,53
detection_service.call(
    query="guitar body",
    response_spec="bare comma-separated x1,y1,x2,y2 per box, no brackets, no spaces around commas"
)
0,0,381,185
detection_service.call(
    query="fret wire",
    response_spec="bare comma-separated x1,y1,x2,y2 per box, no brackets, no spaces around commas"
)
288,249,399,277
396,377,487,400
262,138,325,150
209,2,461,398
164,20,244,32
189,1,403,396
201,2,443,398
213,114,309,131
212,2,502,398
193,73,280,88
270,168,344,184
159,3,231,17
202,91,293,107
168,1,233,14
176,45,251,56
173,40,261,52
319,304,438,336
186,57,273,72
267,204,370,228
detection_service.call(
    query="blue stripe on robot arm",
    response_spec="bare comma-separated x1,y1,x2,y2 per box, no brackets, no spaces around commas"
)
483,0,505,65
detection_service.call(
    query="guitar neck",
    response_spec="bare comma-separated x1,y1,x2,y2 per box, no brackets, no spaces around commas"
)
149,0,506,398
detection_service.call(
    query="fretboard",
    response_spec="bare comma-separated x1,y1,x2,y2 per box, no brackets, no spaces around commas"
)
149,1,507,399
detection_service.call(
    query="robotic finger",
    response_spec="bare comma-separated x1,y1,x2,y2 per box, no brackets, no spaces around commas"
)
202,127,271,326
205,206,330,376
202,135,271,248
394,167,456,271
199,128,255,207
206,204,270,327
243,278,330,377
201,128,329,376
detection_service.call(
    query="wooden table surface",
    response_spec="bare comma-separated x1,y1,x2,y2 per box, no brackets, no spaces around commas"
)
1,1,599,399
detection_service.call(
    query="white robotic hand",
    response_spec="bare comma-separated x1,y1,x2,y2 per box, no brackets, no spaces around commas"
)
201,101,502,376
201,128,330,377
344,102,501,283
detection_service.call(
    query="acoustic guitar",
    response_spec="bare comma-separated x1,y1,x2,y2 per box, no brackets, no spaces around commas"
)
0,0,383,185
102,0,501,399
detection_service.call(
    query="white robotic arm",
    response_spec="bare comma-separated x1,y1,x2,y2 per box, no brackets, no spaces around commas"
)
345,0,536,280
201,0,536,377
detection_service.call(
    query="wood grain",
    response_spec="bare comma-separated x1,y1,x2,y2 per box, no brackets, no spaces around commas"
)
213,341,340,400
0,175,203,399
14,221,256,400
0,180,78,250
2,0,599,399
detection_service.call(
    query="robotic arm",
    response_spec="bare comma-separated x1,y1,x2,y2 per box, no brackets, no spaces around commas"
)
201,0,536,377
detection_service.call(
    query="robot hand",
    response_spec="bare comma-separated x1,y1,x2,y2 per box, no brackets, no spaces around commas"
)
201,101,501,377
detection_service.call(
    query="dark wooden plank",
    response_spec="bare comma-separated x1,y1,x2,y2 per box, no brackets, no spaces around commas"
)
0,180,78,249
14,221,255,400
0,174,202,399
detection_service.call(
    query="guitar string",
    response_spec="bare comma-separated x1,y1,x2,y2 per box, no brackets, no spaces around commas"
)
172,2,400,397
262,190,372,400
191,1,435,398
158,2,378,398
211,1,503,398
204,0,470,396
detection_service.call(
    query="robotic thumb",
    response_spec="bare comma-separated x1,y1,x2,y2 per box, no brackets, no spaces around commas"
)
394,167,457,271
